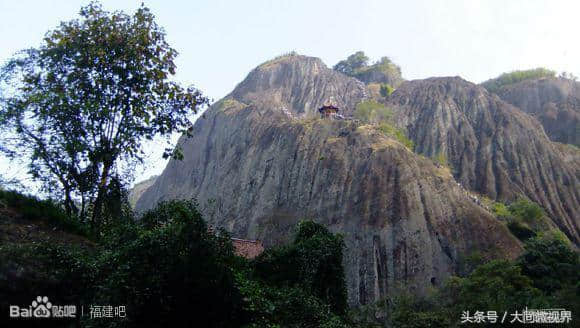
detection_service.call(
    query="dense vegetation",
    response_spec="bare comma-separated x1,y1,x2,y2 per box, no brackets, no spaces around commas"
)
333,51,403,88
2,192,577,327
354,101,414,150
352,231,579,327
481,68,556,93
0,3,577,328
0,196,349,327
492,198,550,241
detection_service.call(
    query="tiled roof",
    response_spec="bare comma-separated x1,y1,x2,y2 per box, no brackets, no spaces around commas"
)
231,237,264,259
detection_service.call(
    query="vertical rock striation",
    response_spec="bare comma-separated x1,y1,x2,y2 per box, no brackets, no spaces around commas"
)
387,77,579,244
136,55,579,305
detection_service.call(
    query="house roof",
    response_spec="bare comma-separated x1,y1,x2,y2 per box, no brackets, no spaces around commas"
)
231,237,265,259
318,104,339,112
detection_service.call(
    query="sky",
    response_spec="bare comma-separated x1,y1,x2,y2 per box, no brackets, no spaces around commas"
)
1,0,579,189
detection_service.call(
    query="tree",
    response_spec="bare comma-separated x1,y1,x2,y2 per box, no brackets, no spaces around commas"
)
517,231,579,293
96,200,245,327
444,260,544,313
0,2,208,225
333,51,369,76
254,220,348,315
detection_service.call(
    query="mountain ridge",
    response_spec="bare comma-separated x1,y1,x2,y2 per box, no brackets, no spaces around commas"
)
135,54,577,305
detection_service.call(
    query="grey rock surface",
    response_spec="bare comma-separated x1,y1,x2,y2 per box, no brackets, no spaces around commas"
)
136,56,524,305
494,77,580,146
387,77,579,244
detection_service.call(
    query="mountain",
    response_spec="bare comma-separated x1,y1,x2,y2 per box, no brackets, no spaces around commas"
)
128,175,158,207
386,77,579,244
135,54,577,305
491,77,580,146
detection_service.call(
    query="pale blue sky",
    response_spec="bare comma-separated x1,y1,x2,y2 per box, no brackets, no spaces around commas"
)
1,0,579,188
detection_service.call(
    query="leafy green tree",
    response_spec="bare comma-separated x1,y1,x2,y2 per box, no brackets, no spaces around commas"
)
94,200,245,327
333,51,369,76
0,2,208,226
254,220,348,316
517,231,579,293
444,260,544,313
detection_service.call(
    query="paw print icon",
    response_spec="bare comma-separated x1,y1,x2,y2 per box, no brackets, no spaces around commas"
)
32,296,52,318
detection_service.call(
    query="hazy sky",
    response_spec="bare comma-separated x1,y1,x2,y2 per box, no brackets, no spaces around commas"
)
1,0,579,187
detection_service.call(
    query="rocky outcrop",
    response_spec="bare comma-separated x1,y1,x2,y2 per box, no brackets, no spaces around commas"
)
493,77,580,146
353,63,404,88
387,77,580,244
136,56,523,306
129,175,158,207
231,54,369,117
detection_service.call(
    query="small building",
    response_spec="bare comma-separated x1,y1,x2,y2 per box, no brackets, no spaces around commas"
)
318,104,339,118
208,225,265,259
231,238,265,259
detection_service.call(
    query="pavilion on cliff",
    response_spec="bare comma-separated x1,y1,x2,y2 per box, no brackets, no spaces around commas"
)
318,103,339,118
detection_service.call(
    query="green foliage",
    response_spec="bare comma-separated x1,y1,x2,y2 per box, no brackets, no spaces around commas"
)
354,100,393,123
444,260,544,313
433,151,447,166
235,271,347,328
508,198,545,224
236,220,349,327
333,51,369,76
481,68,556,93
0,242,99,326
0,198,351,327
507,220,536,241
378,123,415,150
353,100,414,150
390,294,452,328
518,231,579,293
355,232,579,327
94,200,244,327
0,2,208,224
334,53,402,87
492,198,548,241
491,202,511,218
0,188,88,236
362,57,402,83
379,83,394,97
254,220,348,316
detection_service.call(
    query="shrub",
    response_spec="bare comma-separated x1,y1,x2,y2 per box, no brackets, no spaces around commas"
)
1,195,353,327
507,220,536,241
378,123,415,150
434,151,447,166
379,83,394,97
94,200,245,327
444,260,544,313
353,101,414,151
354,100,393,123
253,220,348,316
481,68,556,93
517,231,579,293
0,189,88,236
492,198,548,241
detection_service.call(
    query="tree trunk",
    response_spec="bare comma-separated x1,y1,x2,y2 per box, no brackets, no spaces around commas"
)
91,160,112,229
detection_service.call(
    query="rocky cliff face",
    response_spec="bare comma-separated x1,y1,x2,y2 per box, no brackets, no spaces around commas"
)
128,175,158,207
493,77,580,146
136,55,526,306
230,54,369,117
387,77,579,244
